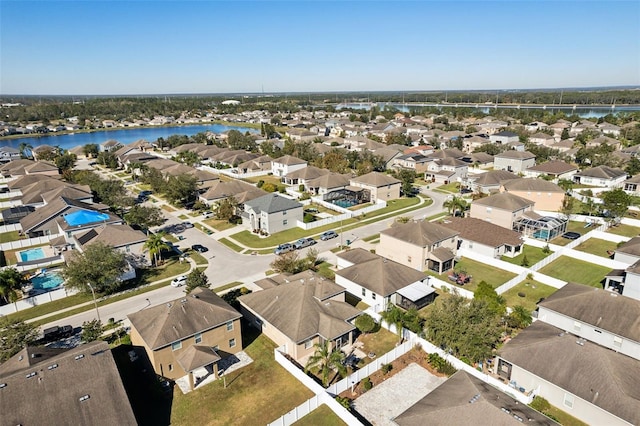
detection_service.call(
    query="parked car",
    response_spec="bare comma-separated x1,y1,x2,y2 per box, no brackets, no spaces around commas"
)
191,244,208,253
182,222,194,229
562,231,581,240
139,190,153,197
320,230,338,241
171,275,187,287
202,211,214,219
42,325,74,342
274,243,294,255
294,237,316,249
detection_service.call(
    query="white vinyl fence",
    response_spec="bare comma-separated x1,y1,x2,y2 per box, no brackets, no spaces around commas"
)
0,223,22,234
0,234,59,251
0,286,78,316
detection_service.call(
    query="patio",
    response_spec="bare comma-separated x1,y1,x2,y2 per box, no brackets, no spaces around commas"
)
175,351,254,394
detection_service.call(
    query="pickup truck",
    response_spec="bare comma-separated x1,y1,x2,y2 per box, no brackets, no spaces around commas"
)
42,325,74,342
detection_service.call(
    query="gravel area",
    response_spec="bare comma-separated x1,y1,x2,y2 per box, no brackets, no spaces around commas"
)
353,363,447,426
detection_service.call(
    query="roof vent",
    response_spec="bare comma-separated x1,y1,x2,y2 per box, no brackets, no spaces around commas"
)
18,355,23,361
610,293,618,297
26,372,37,379
0,383,6,389
192,294,199,299
79,394,90,402
74,354,84,360
47,364,58,370
468,394,480,403
181,299,187,303
166,303,172,308
576,338,586,346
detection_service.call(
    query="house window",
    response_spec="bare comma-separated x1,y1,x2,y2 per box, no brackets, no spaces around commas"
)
573,321,581,332
304,339,313,349
226,321,234,331
229,338,236,348
372,293,376,300
171,341,182,351
613,336,623,348
283,220,288,225
563,393,574,409
486,207,492,213
362,287,366,296
168,364,173,371
194,333,202,344
283,210,287,215
125,245,130,252
407,256,412,263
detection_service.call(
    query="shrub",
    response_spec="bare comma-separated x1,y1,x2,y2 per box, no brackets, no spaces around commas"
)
335,396,351,409
229,215,242,225
256,180,265,188
299,192,311,200
278,185,287,193
354,314,377,334
541,244,551,254
298,184,305,192
520,255,529,267
361,377,372,391
262,183,276,192
381,363,392,375
427,353,457,376
518,292,526,298
303,213,315,223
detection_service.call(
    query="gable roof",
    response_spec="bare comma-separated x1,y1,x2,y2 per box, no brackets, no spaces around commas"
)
350,171,401,187
272,154,307,166
200,180,263,201
525,160,577,175
244,193,302,214
495,151,535,160
472,192,534,211
127,287,242,350
394,370,554,426
335,253,428,297
306,173,351,190
239,272,360,343
76,224,147,249
440,217,522,248
285,165,330,180
336,247,380,265
499,321,640,425
0,341,137,426
381,220,459,248
470,170,519,187
574,166,626,179
538,282,640,342
502,178,564,193
176,345,221,372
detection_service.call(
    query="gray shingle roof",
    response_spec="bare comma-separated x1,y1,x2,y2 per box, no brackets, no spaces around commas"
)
525,160,576,175
495,151,535,160
350,171,401,187
470,170,519,186
472,192,534,211
244,193,302,214
575,166,626,179
381,220,459,248
440,217,522,248
502,178,564,193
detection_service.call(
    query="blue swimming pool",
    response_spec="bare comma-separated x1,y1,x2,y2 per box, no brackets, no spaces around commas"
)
19,247,45,262
331,199,358,208
31,271,64,290
64,209,110,226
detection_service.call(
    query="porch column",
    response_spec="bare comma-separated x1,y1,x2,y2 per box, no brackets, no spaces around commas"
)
188,372,194,391
213,362,219,379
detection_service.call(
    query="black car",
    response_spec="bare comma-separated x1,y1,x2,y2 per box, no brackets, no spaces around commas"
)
562,231,581,240
42,325,74,342
191,244,208,253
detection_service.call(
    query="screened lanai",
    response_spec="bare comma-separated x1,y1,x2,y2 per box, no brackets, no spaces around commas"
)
513,212,567,242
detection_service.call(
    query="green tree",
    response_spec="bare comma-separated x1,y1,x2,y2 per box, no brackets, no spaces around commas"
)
506,305,533,329
0,318,38,362
0,267,27,304
144,233,170,266
560,128,570,140
175,150,201,167
165,174,198,206
354,314,377,334
443,196,468,216
83,143,100,158
392,169,417,196
557,178,574,192
97,151,118,169
62,242,129,294
380,304,405,341
215,196,239,221
304,340,347,387
124,205,165,232
185,269,210,294
81,319,103,343
55,152,77,172
601,188,631,219
474,281,506,316
627,156,640,176
141,167,165,193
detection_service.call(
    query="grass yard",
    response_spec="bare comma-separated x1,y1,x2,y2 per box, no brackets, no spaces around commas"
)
430,258,517,292
163,233,178,243
538,256,609,288
212,281,243,293
177,214,189,220
316,261,335,280
219,238,243,252
573,238,618,258
436,182,460,193
418,290,454,319
501,245,552,266
161,204,177,212
186,251,207,265
545,405,589,426
205,218,236,232
170,332,314,426
606,223,640,238
357,327,398,366
0,230,20,243
292,404,346,426
362,233,380,242
500,280,558,312
194,223,214,235
243,175,283,186
549,221,590,246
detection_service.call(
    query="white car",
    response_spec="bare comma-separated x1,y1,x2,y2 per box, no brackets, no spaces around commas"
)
171,275,187,287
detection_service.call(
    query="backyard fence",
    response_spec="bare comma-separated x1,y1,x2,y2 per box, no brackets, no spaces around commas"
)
0,285,78,316
198,165,270,179
0,234,59,251
0,199,23,209
0,223,22,234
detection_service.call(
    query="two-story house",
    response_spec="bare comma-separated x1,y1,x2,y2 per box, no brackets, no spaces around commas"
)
243,193,303,234
470,192,535,230
493,151,536,173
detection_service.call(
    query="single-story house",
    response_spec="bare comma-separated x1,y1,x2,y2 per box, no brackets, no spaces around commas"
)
573,166,626,188
440,217,524,259
242,193,303,234
128,288,243,390
523,160,577,181
239,270,361,362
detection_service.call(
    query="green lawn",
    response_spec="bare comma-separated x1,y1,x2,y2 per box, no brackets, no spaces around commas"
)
212,281,243,293
316,261,335,280
573,238,618,258
293,404,346,426
607,223,640,238
500,280,558,312
219,238,243,252
205,219,236,232
170,332,314,425
418,290,454,319
357,327,398,366
362,233,380,242
161,204,177,212
550,221,589,246
177,214,189,220
538,256,610,288
0,230,20,243
194,223,214,235
430,258,517,292
501,245,552,266
242,175,283,186
186,251,208,265
436,182,460,193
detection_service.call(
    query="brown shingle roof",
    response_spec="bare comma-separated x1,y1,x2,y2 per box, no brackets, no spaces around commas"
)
272,154,307,166
498,321,640,425
575,166,626,180
473,192,534,211
470,170,519,187
285,165,331,180
525,160,577,175
336,247,380,265
76,224,147,249
381,221,459,248
127,288,242,350
350,171,401,187
614,236,640,257
441,217,522,248
306,173,350,190
502,178,564,193
495,151,535,160
176,345,221,372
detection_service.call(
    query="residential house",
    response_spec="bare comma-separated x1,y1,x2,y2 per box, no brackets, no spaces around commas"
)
529,132,557,147
101,139,123,152
501,178,566,212
349,172,401,203
524,121,549,132
128,288,243,390
462,135,491,153
334,249,435,312
271,155,307,177
305,173,351,195
393,153,432,174
0,146,20,163
238,270,361,362
573,166,626,188
523,161,577,181
496,321,640,426
494,151,536,173
373,147,404,170
470,192,535,230
377,220,459,273
0,341,137,426
623,175,640,195
199,180,266,207
606,259,640,301
585,135,621,150
570,120,597,136
536,283,640,361
597,122,621,137
550,139,576,154
463,170,519,194
6,174,60,191
425,158,468,185
31,145,57,161
613,237,640,265
489,130,519,145
440,217,523,259
393,370,554,426
460,152,494,169
236,155,272,173
427,148,465,161
242,193,303,234
72,223,147,258
282,165,330,186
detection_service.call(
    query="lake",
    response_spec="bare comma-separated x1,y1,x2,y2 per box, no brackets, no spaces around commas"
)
0,123,260,151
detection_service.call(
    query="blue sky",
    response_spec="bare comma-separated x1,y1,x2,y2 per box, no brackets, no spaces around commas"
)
1,1,639,95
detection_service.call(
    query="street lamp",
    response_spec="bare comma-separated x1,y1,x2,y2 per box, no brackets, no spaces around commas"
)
86,282,101,323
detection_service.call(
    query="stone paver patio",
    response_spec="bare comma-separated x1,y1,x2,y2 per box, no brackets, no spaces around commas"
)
175,350,253,394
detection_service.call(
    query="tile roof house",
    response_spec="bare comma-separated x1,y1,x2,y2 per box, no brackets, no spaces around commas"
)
239,270,361,362
335,249,435,312
573,166,626,188
271,155,307,177
242,193,303,234
536,282,640,361
377,221,459,273
493,151,536,173
0,341,137,426
349,172,401,203
523,160,577,181
394,370,554,426
470,193,535,230
128,288,243,390
500,178,565,212
440,217,523,259
496,321,640,426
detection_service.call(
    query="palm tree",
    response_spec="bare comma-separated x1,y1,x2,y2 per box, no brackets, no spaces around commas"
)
304,340,347,387
442,196,467,217
380,304,405,342
0,268,27,304
144,233,169,266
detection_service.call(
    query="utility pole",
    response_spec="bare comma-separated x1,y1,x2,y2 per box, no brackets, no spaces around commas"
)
86,282,101,323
